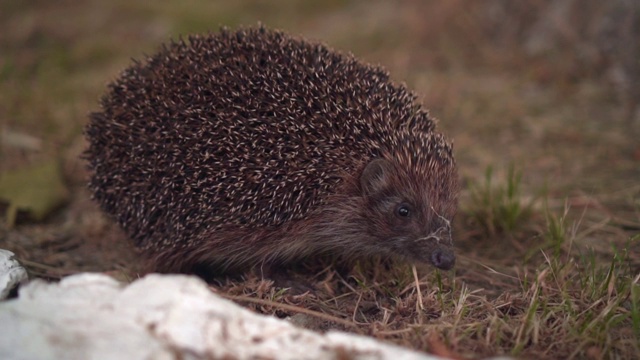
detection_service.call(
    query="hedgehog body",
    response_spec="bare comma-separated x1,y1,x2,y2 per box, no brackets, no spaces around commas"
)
85,27,459,274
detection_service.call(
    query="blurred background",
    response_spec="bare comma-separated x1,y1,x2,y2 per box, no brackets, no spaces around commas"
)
2,0,638,185
1,0,639,282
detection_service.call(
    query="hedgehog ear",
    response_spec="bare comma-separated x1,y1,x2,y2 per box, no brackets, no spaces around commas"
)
360,158,392,195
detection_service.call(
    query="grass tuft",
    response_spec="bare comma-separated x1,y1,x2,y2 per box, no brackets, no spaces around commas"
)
467,165,535,237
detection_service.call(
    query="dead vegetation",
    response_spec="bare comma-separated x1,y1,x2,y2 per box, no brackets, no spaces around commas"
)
1,0,639,359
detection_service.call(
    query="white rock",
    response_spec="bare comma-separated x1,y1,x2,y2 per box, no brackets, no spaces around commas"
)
0,249,28,300
0,273,447,360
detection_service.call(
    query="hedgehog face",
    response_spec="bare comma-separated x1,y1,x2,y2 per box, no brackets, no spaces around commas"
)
360,157,458,270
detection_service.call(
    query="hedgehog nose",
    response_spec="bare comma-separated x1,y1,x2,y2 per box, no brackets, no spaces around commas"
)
431,248,455,270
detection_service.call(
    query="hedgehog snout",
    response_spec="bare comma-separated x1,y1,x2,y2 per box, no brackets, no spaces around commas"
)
431,247,455,270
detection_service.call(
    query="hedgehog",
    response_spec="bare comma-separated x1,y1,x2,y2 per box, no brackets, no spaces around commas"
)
85,27,459,275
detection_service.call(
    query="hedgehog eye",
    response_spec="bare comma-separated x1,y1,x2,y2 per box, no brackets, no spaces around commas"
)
396,204,411,218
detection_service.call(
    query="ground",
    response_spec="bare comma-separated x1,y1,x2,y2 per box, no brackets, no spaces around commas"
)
1,1,639,359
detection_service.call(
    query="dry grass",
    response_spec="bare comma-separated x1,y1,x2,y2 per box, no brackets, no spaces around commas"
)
1,0,639,359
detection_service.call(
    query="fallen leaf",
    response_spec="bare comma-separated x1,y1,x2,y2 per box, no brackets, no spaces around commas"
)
0,161,70,227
